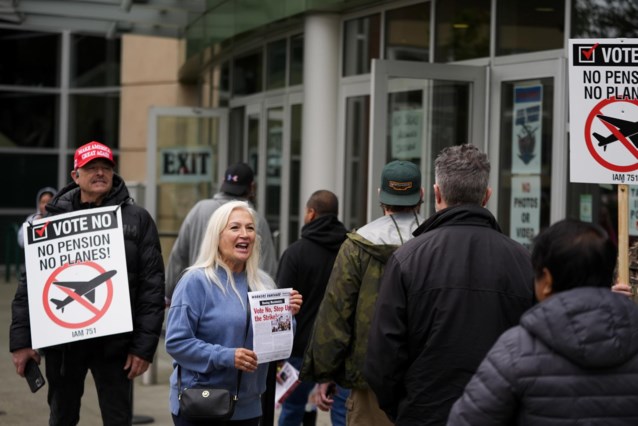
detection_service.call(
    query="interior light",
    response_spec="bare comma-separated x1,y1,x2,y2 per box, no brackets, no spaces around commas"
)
453,23,469,29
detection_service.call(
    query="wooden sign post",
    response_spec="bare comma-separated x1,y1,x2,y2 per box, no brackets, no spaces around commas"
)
618,184,629,287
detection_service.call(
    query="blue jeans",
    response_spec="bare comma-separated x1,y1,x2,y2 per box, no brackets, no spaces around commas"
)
330,385,349,426
277,358,350,426
277,357,316,426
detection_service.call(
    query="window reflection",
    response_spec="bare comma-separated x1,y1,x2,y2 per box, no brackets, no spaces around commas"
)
0,29,59,87
343,14,381,76
0,92,57,148
288,104,303,245
498,79,553,247
344,96,370,229
289,34,304,86
70,34,121,87
0,154,58,208
435,0,490,62
385,2,430,62
386,79,470,216
233,50,263,95
572,0,638,38
497,1,564,55
266,39,287,90
70,93,120,149
266,107,283,252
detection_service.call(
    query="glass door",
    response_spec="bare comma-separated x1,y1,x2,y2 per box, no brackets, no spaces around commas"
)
368,59,486,221
490,59,566,248
230,92,303,255
146,106,228,263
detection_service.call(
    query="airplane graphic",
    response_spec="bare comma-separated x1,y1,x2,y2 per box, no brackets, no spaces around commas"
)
593,115,638,151
50,270,116,312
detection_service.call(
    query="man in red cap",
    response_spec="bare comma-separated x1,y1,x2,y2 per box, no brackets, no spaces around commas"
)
10,141,165,425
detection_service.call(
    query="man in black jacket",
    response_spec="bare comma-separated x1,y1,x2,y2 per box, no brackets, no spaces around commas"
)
276,190,348,426
10,141,165,425
365,144,535,425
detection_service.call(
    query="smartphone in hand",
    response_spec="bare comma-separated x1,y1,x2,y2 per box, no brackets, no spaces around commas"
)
25,359,46,393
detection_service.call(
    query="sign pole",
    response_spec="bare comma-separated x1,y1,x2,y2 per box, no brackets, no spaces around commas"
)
618,184,629,286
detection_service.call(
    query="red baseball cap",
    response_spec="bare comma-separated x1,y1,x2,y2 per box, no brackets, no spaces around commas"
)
74,141,116,169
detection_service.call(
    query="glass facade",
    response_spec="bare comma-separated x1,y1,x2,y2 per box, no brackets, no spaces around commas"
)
0,29,120,265
0,92,58,148
289,34,304,86
385,2,430,62
288,104,303,244
0,29,60,86
496,1,564,56
343,14,381,77
70,34,121,87
233,50,263,96
266,39,287,90
497,79,553,250
435,0,490,62
344,95,370,230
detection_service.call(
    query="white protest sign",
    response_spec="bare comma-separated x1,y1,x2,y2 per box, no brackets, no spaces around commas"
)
23,205,132,349
248,288,293,364
569,38,638,184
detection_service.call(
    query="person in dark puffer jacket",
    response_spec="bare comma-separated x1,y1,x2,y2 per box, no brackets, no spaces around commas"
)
10,141,165,426
447,218,638,426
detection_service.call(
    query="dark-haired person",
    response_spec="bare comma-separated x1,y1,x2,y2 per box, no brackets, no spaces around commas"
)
165,162,277,304
447,218,638,425
277,190,349,426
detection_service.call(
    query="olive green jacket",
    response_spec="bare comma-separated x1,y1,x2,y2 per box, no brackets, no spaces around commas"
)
301,212,422,389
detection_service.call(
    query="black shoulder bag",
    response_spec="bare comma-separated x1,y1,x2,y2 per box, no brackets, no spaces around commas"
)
177,300,251,421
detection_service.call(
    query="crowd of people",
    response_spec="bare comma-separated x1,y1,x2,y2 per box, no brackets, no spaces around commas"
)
9,141,638,426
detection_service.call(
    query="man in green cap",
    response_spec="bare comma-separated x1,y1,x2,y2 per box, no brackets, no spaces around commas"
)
301,160,424,426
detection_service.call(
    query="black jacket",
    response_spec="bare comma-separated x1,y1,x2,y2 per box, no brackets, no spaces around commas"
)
10,175,165,362
448,287,638,425
276,214,348,357
365,204,535,425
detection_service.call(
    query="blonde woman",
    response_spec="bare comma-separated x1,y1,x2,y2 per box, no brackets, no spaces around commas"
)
166,201,301,425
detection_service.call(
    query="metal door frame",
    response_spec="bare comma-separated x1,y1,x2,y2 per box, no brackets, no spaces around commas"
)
146,106,228,219
369,59,487,221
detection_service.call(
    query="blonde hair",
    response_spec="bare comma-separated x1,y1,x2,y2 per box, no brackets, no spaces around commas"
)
188,200,274,305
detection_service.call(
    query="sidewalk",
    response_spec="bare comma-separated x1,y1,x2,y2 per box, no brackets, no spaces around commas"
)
0,272,330,425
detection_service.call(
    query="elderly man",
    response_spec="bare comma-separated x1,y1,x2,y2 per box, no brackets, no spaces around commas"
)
10,141,165,425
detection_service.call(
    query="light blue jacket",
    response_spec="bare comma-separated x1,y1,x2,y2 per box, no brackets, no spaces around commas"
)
166,267,268,420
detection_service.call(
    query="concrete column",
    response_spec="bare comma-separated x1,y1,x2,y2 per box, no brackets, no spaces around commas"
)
300,14,340,208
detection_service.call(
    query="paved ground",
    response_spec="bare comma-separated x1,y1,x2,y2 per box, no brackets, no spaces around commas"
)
0,271,330,425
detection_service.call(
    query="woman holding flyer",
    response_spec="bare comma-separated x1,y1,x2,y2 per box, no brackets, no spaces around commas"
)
166,200,302,425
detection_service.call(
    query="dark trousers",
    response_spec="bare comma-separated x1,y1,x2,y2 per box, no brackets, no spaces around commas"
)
44,341,132,426
172,414,260,426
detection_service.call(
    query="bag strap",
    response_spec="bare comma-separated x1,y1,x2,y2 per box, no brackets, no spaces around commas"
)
177,295,251,400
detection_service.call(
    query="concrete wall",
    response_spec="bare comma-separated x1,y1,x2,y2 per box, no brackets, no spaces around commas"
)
119,34,198,183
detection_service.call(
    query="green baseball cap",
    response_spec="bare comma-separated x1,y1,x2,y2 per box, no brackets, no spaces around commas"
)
379,160,421,206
